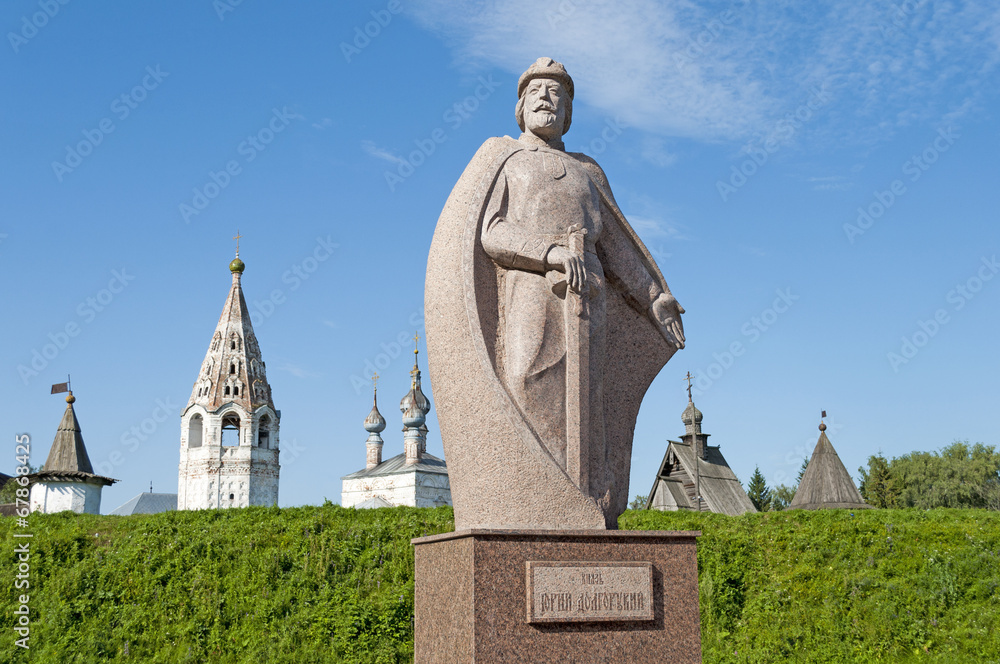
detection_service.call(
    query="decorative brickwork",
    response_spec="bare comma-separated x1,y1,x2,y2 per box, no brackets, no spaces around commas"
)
178,255,280,510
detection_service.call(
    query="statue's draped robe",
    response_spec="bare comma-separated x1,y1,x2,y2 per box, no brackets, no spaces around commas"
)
426,136,678,530
480,136,664,512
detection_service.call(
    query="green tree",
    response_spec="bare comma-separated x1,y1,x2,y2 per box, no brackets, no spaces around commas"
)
0,464,39,503
893,441,1000,509
746,466,771,512
628,494,649,510
770,484,796,511
796,457,809,483
858,453,900,508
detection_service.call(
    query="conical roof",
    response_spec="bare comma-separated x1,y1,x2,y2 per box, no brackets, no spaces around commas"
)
790,424,870,510
186,254,275,413
44,396,94,473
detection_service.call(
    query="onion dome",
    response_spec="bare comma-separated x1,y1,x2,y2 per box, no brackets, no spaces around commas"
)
402,400,426,429
400,340,431,417
364,390,387,434
230,257,245,273
681,400,703,427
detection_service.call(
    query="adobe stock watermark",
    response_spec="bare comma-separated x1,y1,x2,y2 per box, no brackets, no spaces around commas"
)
770,416,842,487
279,438,306,466
877,0,930,38
545,0,596,28
16,269,135,385
12,433,33,650
7,0,70,53
843,126,959,244
691,288,799,397
213,0,246,21
381,76,500,192
340,0,402,63
887,255,997,372
92,398,179,476
349,310,425,394
179,106,302,223
716,86,833,202
673,0,754,72
247,235,339,327
575,116,626,156
51,65,170,182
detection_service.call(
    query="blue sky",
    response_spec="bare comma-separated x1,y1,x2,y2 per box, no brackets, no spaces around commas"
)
2,1,998,511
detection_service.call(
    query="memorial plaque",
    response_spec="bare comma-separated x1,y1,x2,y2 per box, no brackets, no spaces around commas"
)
525,561,654,623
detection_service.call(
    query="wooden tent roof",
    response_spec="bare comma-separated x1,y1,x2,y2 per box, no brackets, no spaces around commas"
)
44,399,94,473
790,427,870,510
645,440,757,516
32,397,116,486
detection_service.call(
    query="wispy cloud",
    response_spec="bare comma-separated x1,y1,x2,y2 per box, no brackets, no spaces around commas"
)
626,214,687,241
275,362,321,379
640,137,678,168
361,139,407,166
406,0,1000,146
312,118,334,130
807,175,852,191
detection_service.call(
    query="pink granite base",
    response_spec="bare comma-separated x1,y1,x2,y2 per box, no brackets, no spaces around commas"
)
412,529,701,663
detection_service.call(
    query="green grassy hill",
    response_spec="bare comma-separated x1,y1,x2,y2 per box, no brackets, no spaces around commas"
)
2,506,997,663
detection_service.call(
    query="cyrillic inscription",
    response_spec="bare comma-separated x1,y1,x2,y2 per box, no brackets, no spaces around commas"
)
526,561,654,623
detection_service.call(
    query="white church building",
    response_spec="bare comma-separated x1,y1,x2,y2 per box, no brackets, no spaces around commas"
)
177,250,280,510
341,345,451,508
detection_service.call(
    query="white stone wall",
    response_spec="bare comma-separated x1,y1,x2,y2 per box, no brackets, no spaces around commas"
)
29,480,103,514
341,471,451,508
178,403,280,510
413,472,452,508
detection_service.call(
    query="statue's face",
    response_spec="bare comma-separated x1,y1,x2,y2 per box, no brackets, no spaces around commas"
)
522,77,567,139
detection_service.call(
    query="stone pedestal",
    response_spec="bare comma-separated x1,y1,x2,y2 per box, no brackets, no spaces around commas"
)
412,529,701,663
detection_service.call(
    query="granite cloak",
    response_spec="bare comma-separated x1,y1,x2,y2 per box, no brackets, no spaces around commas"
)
426,136,679,530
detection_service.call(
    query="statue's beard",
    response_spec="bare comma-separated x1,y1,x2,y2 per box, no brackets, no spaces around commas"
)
527,110,561,136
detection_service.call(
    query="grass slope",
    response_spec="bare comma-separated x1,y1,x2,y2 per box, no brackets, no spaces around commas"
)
2,506,998,663
621,509,1000,663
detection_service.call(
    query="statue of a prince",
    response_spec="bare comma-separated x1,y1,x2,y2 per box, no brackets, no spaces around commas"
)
426,57,685,530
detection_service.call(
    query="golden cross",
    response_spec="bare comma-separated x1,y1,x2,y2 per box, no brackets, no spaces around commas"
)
683,371,694,401
413,331,421,356
233,230,243,255
372,373,378,391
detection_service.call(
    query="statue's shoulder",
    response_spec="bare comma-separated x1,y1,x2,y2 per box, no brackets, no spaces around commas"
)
565,151,611,188
473,135,520,160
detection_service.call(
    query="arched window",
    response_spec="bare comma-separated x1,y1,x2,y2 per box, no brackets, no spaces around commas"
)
221,413,240,446
188,414,203,448
230,341,236,350
233,386,239,396
229,363,236,374
224,386,231,396
257,415,271,449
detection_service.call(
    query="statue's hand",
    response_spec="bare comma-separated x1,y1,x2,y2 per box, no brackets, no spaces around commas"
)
650,293,685,349
546,246,586,293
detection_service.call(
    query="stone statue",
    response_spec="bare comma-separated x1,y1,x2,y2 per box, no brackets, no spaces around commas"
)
426,57,684,530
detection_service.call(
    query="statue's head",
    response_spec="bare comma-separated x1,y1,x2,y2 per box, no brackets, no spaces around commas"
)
516,57,574,138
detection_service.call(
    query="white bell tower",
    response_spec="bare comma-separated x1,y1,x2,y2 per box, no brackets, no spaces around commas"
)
178,243,280,509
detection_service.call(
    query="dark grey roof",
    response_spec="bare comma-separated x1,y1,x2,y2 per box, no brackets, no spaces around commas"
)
645,440,757,516
109,493,178,516
341,452,448,480
29,471,116,486
790,430,870,510
45,401,94,473
353,496,394,509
